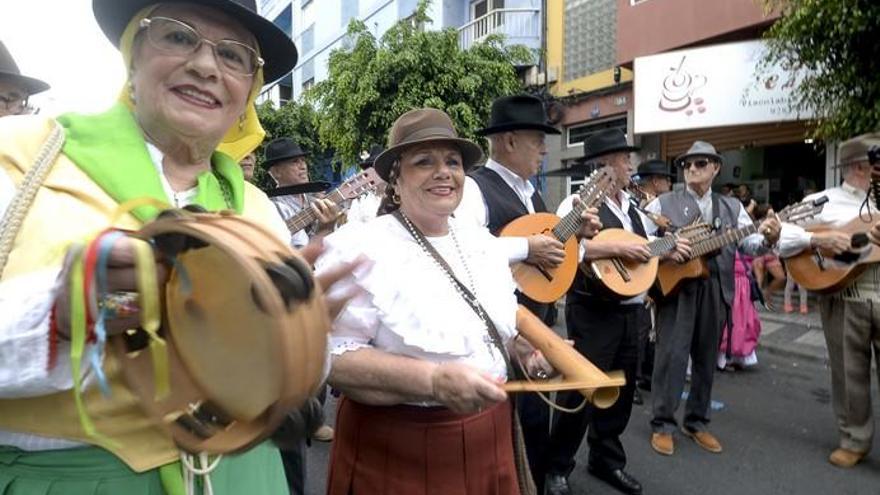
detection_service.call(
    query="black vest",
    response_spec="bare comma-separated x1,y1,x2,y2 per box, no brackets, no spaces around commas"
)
568,200,647,305
469,167,547,236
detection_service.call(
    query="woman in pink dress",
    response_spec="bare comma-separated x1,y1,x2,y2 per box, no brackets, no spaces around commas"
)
718,251,762,369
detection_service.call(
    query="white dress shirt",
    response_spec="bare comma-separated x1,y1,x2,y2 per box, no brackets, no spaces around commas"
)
557,190,648,304
455,159,532,262
271,193,311,247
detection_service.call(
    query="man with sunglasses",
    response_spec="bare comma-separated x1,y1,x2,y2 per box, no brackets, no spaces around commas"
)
642,141,780,457
0,41,49,117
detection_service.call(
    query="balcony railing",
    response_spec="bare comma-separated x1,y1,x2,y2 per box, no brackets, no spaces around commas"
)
459,8,541,52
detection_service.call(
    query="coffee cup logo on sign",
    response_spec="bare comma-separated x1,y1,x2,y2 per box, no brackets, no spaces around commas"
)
659,56,707,116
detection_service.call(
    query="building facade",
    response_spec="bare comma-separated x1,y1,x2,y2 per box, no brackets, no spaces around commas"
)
259,0,544,103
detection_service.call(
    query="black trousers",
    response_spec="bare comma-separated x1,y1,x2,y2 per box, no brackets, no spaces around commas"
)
546,300,645,475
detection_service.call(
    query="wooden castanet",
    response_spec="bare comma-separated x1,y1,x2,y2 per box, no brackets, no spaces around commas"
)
503,306,625,409
785,216,880,293
501,213,580,303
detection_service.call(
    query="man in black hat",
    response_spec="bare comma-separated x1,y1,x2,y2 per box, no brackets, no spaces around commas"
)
456,94,600,495
263,137,339,247
544,129,689,495
634,159,674,199
0,41,49,117
643,140,780,458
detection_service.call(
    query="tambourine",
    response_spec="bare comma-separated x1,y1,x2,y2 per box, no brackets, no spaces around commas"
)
112,208,330,454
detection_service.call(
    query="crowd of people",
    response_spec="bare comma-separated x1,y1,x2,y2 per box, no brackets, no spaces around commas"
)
1,1,879,495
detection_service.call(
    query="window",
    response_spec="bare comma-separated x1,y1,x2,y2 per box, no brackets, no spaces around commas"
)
302,78,315,92
472,0,504,19
272,5,292,37
341,0,358,28
301,24,314,54
564,0,617,80
566,117,627,147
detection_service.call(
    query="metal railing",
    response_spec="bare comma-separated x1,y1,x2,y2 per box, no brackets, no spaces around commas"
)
458,8,541,51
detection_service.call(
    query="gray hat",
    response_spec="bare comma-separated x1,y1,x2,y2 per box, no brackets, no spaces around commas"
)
674,140,723,167
837,132,880,166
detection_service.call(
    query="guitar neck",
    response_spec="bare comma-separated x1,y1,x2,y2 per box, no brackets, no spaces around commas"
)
552,191,603,242
285,190,344,233
692,224,758,257
647,235,677,258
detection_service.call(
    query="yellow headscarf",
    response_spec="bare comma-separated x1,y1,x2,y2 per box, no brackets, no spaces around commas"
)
116,5,266,162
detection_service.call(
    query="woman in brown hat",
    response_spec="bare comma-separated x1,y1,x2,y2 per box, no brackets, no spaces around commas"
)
316,108,555,495
0,1,355,493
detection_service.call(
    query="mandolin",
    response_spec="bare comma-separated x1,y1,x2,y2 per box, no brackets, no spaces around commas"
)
499,168,616,303
283,168,382,235
586,223,712,298
657,196,827,297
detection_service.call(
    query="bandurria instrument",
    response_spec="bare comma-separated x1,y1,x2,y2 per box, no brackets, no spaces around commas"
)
657,196,827,297
503,306,625,409
283,168,382,234
586,223,712,298
115,209,331,454
500,168,616,303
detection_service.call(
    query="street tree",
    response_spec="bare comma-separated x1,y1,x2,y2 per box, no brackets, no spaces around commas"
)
307,0,533,170
763,0,880,140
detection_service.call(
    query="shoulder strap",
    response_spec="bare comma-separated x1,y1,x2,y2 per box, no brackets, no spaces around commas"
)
391,210,512,372
0,121,65,278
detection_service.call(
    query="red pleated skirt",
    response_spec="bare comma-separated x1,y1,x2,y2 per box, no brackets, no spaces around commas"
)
326,397,522,495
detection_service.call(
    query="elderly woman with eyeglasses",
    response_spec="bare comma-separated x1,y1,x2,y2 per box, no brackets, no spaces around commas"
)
316,108,557,495
0,1,353,493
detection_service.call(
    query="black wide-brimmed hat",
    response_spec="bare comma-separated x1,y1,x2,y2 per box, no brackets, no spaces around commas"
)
674,141,723,167
0,41,49,95
262,137,308,169
635,159,674,179
374,108,484,182
580,128,639,162
477,94,561,136
92,0,298,83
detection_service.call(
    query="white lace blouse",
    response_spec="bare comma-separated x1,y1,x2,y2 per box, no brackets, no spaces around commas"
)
315,214,519,382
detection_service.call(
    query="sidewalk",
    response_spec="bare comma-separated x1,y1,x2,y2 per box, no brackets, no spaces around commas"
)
756,302,828,364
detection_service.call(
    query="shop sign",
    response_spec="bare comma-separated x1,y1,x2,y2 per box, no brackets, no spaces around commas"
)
634,40,812,134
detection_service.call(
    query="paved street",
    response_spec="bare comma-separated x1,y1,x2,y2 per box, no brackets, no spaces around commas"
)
303,353,879,495
302,308,880,495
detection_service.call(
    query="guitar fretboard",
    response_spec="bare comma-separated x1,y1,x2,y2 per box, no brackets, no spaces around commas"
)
691,224,758,257
551,172,612,242
647,235,677,257
285,189,345,233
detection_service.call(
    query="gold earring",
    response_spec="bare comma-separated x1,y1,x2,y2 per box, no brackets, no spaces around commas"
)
238,114,245,130
392,189,401,205
128,81,136,103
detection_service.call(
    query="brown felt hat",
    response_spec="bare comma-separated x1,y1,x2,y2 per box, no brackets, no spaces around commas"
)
373,108,484,181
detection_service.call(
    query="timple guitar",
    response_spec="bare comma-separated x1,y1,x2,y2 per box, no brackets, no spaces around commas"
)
786,176,880,293
586,223,712,298
657,196,828,297
499,168,616,303
283,168,382,235
627,180,672,231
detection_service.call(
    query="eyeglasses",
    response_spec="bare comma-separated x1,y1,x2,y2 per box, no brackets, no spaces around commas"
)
139,17,264,77
679,158,713,170
0,94,27,115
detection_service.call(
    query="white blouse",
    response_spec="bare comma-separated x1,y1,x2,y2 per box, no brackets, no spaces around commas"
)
315,214,519,382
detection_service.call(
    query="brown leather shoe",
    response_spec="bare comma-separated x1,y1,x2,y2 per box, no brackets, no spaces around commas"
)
829,448,865,468
651,432,674,456
682,427,722,453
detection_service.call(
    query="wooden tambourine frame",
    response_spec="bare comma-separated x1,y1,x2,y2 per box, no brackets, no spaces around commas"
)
113,210,330,454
